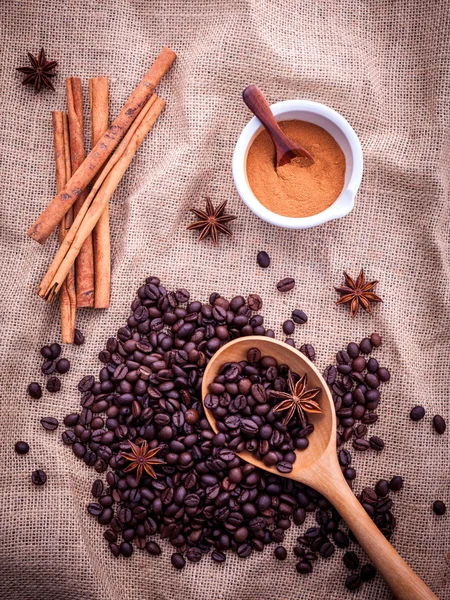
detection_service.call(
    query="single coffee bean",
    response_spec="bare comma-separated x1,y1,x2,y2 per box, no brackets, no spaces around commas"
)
375,479,390,497
46,377,61,393
247,294,262,311
40,417,59,431
56,358,70,374
369,436,384,451
360,564,377,581
433,415,446,434
171,552,186,569
274,546,287,560
31,469,47,485
146,541,162,555
377,367,390,382
61,430,76,445
292,309,307,325
343,551,359,570
389,476,403,492
276,278,295,292
323,366,336,385
370,332,382,347
410,406,425,421
345,574,362,590
346,342,360,358
15,441,30,455
211,550,226,563
28,382,42,399
49,342,61,358
296,561,312,574
78,375,95,392
352,438,370,451
359,338,372,354
433,500,446,515
41,360,56,375
91,479,104,498
257,251,270,268
40,345,53,359
300,344,315,362
282,320,295,335
74,329,85,345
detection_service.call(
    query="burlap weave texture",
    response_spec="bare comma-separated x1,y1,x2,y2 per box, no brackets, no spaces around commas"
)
0,1,449,599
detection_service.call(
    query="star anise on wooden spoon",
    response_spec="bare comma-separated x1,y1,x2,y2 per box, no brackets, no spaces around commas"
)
121,440,165,483
270,370,322,427
17,48,58,94
335,269,383,318
187,197,237,245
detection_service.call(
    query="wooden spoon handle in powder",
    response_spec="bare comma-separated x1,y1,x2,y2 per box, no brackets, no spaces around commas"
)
242,85,314,168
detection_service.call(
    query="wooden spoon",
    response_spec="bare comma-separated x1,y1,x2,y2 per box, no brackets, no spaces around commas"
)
242,85,314,168
202,336,437,600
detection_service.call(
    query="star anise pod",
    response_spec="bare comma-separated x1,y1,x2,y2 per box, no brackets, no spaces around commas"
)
187,197,237,245
121,440,165,483
17,48,58,94
335,268,383,318
270,370,322,427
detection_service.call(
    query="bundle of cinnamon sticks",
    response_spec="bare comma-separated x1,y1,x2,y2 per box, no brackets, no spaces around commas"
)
33,47,176,343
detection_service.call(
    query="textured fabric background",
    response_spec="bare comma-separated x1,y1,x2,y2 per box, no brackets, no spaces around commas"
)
0,1,449,599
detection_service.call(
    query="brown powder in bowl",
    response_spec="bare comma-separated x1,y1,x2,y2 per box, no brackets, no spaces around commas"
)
246,120,346,218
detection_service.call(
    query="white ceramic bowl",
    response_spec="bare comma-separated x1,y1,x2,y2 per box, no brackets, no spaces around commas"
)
232,100,363,229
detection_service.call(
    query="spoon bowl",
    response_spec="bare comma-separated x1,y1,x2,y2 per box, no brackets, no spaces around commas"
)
202,336,437,600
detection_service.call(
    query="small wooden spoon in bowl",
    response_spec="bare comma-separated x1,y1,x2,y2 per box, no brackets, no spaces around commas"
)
242,85,314,168
202,336,437,600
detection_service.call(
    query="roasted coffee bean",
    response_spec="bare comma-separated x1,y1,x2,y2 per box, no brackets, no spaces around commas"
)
91,479,104,498
345,574,362,590
40,345,53,359
56,358,70,374
433,500,446,515
28,382,42,399
375,479,390,497
343,551,359,570
15,441,30,455
40,416,59,431
276,278,295,292
146,541,162,555
31,469,47,485
171,552,186,569
410,406,425,421
353,438,370,451
433,415,446,434
211,550,226,563
274,546,287,560
74,329,85,345
389,476,403,492
369,436,384,451
296,561,312,574
78,375,95,392
332,530,349,548
292,309,307,325
298,344,315,362
282,320,295,335
46,377,61,393
257,251,270,268
247,294,262,311
360,564,376,581
61,430,76,445
323,366,336,385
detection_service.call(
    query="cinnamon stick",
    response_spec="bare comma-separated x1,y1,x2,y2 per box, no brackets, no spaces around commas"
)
66,77,95,307
52,111,76,343
89,77,110,308
28,47,176,244
39,96,166,302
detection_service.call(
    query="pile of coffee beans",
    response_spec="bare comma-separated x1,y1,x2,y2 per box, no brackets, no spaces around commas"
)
322,334,391,455
57,276,403,594
206,351,318,473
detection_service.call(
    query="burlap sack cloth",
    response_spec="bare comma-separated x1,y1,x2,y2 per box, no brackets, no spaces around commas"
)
1,1,449,598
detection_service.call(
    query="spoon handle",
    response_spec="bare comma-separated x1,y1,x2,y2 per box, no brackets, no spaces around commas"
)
306,460,438,599
242,85,313,165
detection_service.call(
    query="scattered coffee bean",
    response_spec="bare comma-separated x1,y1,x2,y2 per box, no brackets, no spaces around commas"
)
345,574,362,590
375,479,390,497
292,309,307,325
91,479,104,498
257,251,270,268
389,476,403,492
343,551,359,570
41,359,56,375
15,441,30,455
410,406,425,422
56,358,70,374
40,345,53,359
353,438,370,451
370,333,382,347
46,377,61,393
285,338,295,347
74,329,85,345
28,382,42,399
40,417,59,431
31,469,47,485
433,415,446,435
276,277,295,292
274,546,287,560
247,294,262,311
360,564,376,581
211,550,226,563
171,553,186,570
146,541,162,556
283,320,295,335
50,343,62,358
369,436,384,451
300,344,315,362
433,501,446,515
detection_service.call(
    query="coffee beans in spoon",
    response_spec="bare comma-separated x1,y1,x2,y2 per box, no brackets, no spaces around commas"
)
207,350,323,474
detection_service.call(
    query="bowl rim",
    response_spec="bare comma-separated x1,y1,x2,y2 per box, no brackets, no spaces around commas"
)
232,99,363,229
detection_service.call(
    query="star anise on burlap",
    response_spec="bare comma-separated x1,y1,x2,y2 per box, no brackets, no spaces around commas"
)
17,48,58,94
187,197,237,245
121,440,165,483
335,269,383,318
270,370,322,427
